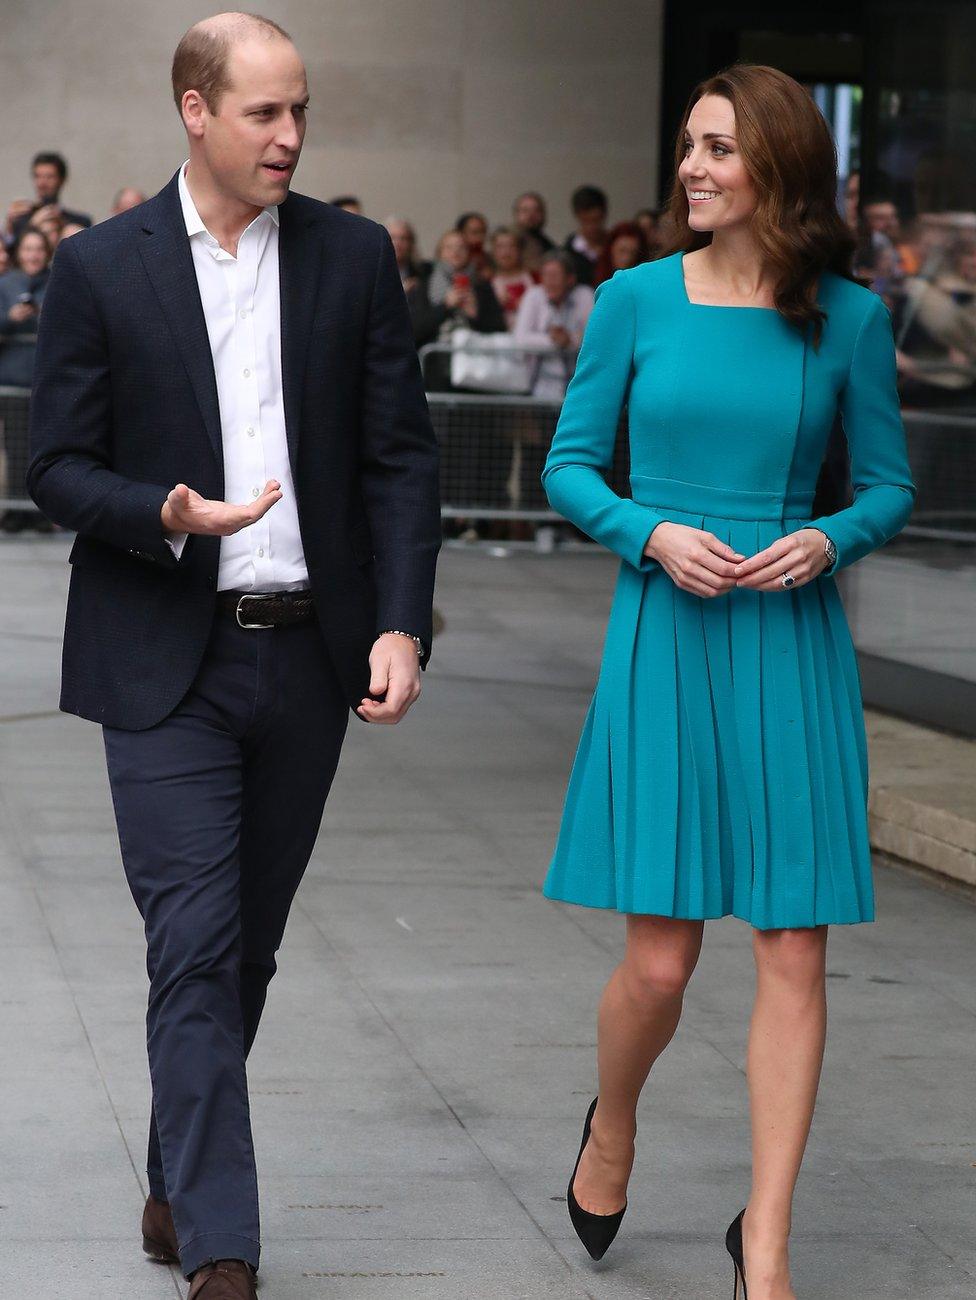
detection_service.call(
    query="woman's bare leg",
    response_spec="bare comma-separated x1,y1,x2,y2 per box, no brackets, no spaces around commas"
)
742,924,828,1300
572,914,704,1214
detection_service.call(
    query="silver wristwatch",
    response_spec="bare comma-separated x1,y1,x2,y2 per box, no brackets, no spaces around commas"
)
822,534,837,569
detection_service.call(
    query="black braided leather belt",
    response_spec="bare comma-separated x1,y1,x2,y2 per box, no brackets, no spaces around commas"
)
216,589,315,628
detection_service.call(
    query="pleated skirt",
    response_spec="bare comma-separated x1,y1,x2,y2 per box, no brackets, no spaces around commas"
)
543,505,875,930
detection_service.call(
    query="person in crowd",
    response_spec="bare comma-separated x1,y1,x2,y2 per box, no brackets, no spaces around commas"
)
563,184,609,286
0,227,53,532
512,249,595,518
542,64,914,1299
512,190,555,271
384,215,431,292
6,151,92,243
110,186,148,216
633,207,669,259
412,228,505,357
894,230,976,406
843,169,860,232
0,241,10,277
59,221,87,243
28,208,65,248
592,220,650,286
514,250,594,399
328,194,362,214
862,195,918,275
489,226,535,328
0,228,51,386
455,210,491,279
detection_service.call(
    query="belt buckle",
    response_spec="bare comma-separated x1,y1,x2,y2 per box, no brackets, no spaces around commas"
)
235,594,275,630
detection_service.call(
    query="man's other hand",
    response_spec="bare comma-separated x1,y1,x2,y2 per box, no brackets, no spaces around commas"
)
357,633,422,725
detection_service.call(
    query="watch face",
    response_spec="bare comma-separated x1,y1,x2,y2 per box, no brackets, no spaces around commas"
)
825,538,837,561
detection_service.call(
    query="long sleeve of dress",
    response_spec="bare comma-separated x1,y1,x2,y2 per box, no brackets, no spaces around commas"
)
807,293,916,573
541,271,668,569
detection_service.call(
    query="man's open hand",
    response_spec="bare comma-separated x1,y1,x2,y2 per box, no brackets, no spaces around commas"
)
160,480,282,537
357,633,422,725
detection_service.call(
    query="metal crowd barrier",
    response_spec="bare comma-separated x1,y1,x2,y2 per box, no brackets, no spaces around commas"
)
0,386,37,514
3,342,973,549
418,340,629,537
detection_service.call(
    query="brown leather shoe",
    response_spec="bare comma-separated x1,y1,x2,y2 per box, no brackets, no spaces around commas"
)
141,1193,179,1264
187,1259,258,1299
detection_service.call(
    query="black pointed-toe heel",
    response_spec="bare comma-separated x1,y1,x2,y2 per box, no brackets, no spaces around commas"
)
725,1208,748,1298
565,1096,627,1261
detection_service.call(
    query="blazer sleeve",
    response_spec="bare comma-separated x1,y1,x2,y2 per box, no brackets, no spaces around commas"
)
541,270,668,569
26,236,178,566
359,228,441,662
807,294,916,574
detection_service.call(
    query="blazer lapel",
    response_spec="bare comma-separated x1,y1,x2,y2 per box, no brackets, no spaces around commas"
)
138,173,224,470
277,195,323,478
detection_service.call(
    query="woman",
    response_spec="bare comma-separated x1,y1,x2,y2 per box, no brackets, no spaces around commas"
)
542,65,915,1299
489,226,535,328
592,220,650,286
0,226,52,385
0,227,53,531
455,210,492,280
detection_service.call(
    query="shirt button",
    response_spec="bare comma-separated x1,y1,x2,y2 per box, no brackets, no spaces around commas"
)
251,487,260,498
240,309,248,319
243,368,251,378
246,426,255,437
257,547,265,557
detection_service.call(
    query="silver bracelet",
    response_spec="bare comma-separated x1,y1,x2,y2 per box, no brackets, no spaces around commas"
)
380,628,424,656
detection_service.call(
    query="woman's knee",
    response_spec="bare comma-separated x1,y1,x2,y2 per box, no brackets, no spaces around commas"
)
622,917,702,1003
753,925,827,989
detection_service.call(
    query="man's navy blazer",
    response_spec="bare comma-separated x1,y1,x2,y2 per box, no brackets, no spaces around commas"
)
27,170,441,730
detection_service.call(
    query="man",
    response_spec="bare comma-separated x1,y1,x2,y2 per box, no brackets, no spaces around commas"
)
28,12,440,1299
512,250,595,518
513,249,594,402
512,190,554,271
6,150,92,242
110,185,148,215
562,183,608,287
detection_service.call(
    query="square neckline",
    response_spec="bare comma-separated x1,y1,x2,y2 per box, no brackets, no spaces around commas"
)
677,252,780,312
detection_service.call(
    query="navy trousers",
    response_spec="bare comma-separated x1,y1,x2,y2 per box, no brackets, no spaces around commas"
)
102,612,348,1277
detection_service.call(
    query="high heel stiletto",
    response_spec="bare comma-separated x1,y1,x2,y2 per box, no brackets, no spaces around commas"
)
565,1096,627,1260
725,1208,748,1298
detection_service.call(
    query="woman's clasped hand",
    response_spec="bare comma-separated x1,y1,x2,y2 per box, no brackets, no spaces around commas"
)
643,520,832,596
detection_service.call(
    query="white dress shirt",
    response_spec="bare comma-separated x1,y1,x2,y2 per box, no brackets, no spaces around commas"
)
167,161,309,592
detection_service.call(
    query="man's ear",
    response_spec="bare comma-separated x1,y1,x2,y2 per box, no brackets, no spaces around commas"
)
181,90,208,139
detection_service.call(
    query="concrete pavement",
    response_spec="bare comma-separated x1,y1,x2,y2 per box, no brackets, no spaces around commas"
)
1,535,974,1299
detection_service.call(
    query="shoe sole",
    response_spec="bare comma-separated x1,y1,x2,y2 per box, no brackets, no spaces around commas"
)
142,1233,180,1265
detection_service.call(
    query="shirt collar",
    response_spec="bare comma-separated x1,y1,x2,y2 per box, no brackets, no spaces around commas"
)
178,160,280,247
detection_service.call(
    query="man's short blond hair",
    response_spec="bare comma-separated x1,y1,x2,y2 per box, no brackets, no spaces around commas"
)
171,12,291,115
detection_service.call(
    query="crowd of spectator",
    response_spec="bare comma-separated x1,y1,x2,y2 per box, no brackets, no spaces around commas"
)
3,149,975,538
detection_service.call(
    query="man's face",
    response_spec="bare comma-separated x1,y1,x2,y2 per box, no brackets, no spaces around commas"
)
189,37,308,210
576,205,606,241
541,261,572,302
864,202,898,237
515,195,544,231
32,163,62,203
387,221,414,263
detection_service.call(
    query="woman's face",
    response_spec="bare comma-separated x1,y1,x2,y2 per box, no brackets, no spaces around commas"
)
678,94,757,235
611,233,642,270
17,233,50,276
0,243,9,275
461,216,487,249
439,231,468,270
492,232,521,272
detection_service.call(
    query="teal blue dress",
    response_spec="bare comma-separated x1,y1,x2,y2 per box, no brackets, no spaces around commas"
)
542,252,916,930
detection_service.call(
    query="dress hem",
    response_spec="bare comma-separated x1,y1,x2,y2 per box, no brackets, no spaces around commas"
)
542,884,874,930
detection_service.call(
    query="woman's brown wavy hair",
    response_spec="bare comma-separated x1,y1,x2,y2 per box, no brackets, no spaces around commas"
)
664,63,857,347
